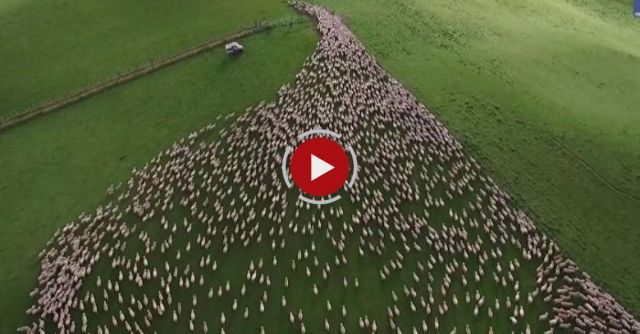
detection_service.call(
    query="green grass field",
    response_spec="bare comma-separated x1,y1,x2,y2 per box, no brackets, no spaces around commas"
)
0,21,317,333
38,122,561,333
14,3,577,328
0,0,302,118
314,0,640,314
2,0,640,332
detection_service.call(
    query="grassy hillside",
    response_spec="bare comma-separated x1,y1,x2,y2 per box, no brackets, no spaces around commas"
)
314,0,640,314
19,4,598,332
2,0,639,332
0,0,298,118
0,24,317,333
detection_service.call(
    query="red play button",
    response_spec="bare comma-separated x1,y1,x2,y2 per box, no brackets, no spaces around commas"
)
289,137,350,197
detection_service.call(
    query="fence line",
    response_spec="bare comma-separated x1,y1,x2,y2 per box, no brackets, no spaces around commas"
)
0,23,278,132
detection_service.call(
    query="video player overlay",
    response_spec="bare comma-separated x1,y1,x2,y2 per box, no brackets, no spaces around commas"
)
21,2,639,333
282,129,358,205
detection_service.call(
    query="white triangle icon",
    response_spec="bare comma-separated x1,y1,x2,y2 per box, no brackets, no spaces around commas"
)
311,154,334,181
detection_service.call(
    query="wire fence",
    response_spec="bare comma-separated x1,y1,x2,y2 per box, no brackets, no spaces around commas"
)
0,21,291,132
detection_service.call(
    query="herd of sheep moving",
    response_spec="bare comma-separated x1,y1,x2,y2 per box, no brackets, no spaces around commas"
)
19,2,640,334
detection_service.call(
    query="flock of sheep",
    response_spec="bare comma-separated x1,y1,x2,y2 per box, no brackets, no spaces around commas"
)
19,2,640,333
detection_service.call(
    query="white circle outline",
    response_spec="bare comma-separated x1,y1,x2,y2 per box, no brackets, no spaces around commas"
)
281,128,358,205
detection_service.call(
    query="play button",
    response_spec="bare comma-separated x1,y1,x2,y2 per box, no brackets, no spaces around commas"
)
281,129,359,204
311,154,334,181
289,137,350,197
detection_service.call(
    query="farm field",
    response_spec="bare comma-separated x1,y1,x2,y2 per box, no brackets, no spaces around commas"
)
0,22,317,333
0,0,301,118
315,0,640,315
16,5,592,333
1,0,640,332
15,3,640,333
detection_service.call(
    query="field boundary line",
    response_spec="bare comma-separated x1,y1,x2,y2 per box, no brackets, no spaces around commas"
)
0,22,282,133
540,126,640,203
